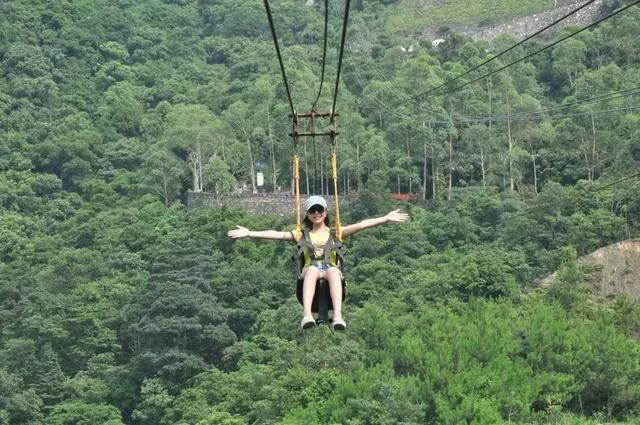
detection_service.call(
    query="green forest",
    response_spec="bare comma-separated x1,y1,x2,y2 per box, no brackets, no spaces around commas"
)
1,0,640,423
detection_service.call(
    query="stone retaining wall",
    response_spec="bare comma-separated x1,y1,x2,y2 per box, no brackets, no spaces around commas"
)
187,191,338,217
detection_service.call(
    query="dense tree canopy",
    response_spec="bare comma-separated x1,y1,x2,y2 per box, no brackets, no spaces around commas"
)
1,0,639,423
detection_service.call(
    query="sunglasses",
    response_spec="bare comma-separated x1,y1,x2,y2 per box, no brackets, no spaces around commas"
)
308,205,325,214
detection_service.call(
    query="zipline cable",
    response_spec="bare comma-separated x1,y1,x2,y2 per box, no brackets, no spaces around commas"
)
311,0,329,113
458,104,640,124
483,87,640,120
369,92,640,126
404,0,600,103
264,0,295,116
451,88,640,123
589,171,640,193
410,0,640,104
330,0,352,123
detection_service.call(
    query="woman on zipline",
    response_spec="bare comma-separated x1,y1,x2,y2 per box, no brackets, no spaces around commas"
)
228,195,409,331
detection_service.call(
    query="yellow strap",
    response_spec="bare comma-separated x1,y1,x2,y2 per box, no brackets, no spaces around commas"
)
293,154,301,233
331,151,342,241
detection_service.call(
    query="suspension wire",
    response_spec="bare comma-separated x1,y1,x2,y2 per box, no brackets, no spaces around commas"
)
330,0,352,123
460,104,640,124
357,76,640,126
410,0,640,105
264,0,295,116
405,0,600,104
590,171,640,193
451,88,640,123
310,115,319,193
484,87,640,121
311,0,329,113
368,97,640,127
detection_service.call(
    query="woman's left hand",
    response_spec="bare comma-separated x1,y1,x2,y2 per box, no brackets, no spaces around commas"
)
386,209,410,223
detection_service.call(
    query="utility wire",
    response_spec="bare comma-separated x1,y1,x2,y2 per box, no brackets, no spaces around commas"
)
448,104,640,125
311,0,329,112
330,0,351,123
492,87,640,120
405,0,600,103
264,0,295,116
590,171,640,193
452,88,640,123
410,0,640,104
369,92,640,126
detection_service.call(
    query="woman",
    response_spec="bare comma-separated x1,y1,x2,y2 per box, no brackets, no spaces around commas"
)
227,195,409,330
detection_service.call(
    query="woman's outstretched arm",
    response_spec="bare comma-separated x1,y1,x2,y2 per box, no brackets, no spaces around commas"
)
227,225,295,241
341,209,409,238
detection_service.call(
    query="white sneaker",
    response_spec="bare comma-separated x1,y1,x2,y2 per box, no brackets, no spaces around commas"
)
301,315,316,330
332,317,346,331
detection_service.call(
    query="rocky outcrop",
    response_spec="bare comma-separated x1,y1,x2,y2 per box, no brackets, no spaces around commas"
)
541,239,640,301
581,239,640,301
423,0,605,41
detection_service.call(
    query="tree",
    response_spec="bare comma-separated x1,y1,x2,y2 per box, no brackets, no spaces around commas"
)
44,400,122,425
161,104,224,193
142,147,184,207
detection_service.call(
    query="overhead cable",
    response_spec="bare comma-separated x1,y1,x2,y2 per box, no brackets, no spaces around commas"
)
311,0,329,112
264,0,295,116
406,0,599,103
411,0,640,104
330,0,352,123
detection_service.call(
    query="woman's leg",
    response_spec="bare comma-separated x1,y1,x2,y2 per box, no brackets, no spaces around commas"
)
325,267,343,319
302,266,320,317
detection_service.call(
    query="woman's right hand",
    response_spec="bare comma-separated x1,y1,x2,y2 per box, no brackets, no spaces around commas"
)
228,225,250,239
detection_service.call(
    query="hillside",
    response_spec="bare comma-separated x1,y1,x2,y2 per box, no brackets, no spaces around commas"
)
561,239,640,300
426,0,605,41
385,0,596,35
0,0,639,423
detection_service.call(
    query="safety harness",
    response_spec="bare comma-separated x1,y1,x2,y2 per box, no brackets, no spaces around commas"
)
294,227,346,318
294,228,345,278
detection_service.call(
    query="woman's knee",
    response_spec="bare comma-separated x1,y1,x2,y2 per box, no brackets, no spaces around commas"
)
326,267,342,281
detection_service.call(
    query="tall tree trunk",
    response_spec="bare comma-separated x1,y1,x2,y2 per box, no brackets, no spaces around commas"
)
485,78,492,190
506,92,514,191
356,141,361,192
448,131,453,201
246,137,256,193
320,145,325,195
431,123,437,200
422,121,428,201
197,140,204,193
581,137,593,181
406,127,412,194
448,112,453,201
529,141,538,195
162,175,169,207
266,95,277,191
343,171,348,195
591,112,597,180
480,145,486,190
189,153,200,192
